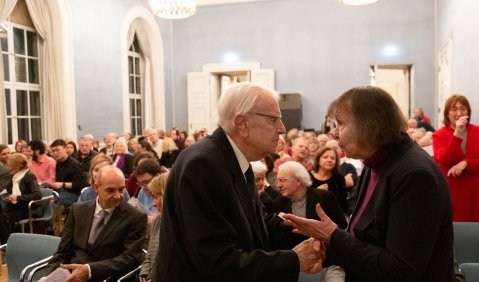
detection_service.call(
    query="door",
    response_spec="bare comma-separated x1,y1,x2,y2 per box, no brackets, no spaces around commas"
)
438,39,452,128
187,72,210,134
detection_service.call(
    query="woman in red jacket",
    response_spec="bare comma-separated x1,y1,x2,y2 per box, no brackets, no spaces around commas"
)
433,94,479,222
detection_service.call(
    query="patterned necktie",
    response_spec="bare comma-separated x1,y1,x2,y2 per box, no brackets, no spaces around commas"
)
88,209,108,245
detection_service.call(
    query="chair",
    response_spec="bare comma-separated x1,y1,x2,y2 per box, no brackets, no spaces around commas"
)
18,188,59,233
0,233,60,282
453,222,479,265
298,270,325,282
460,263,479,282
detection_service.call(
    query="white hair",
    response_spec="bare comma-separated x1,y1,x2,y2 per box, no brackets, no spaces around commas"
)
114,138,129,154
217,82,279,133
250,161,267,175
278,161,312,187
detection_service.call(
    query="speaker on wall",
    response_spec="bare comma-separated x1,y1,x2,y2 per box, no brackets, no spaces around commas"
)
279,93,302,132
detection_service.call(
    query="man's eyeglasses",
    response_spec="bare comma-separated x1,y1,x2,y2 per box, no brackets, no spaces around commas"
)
253,112,283,127
137,178,153,187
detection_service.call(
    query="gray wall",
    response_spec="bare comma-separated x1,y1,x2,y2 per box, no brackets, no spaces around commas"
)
437,0,479,125
166,0,436,131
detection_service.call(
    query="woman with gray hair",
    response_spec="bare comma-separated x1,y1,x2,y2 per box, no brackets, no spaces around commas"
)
283,86,454,281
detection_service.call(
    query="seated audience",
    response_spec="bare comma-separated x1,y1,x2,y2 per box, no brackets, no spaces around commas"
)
77,154,130,203
50,139,88,208
138,140,160,162
14,139,27,153
310,146,349,215
274,136,313,171
317,134,330,149
184,136,195,148
0,144,11,165
28,140,56,184
128,137,140,155
0,153,42,243
42,166,147,281
100,132,117,157
139,172,169,282
112,138,134,178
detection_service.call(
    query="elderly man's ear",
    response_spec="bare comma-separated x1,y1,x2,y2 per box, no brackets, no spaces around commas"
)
235,114,250,137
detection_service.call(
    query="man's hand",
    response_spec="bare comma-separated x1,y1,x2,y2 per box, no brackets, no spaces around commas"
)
283,204,338,243
447,160,467,177
61,264,89,282
293,237,325,274
344,173,354,188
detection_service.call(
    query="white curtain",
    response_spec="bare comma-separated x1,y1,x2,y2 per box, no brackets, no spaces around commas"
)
127,20,153,130
0,0,17,144
25,0,65,141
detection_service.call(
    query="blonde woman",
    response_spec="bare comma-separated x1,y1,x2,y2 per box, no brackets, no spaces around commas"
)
139,172,169,282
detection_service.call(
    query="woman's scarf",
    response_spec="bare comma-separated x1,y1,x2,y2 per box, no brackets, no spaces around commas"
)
11,168,28,204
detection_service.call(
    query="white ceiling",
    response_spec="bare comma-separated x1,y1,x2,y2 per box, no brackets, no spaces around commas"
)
197,0,273,6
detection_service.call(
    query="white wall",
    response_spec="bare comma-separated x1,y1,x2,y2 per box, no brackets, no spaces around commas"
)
436,0,479,125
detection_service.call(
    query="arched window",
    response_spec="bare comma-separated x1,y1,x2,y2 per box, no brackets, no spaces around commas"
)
128,34,144,136
1,0,41,144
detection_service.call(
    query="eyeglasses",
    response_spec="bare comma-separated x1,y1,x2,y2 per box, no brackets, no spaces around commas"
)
253,112,283,127
137,178,153,187
276,177,289,184
449,107,468,114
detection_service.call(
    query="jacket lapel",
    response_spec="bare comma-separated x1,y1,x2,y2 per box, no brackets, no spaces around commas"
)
213,128,265,247
90,202,127,248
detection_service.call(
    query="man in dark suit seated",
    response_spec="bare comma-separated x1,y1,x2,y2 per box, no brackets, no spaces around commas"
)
154,82,324,282
42,165,147,282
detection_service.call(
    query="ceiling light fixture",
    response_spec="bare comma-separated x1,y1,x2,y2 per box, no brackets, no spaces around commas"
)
150,0,197,19
337,0,378,5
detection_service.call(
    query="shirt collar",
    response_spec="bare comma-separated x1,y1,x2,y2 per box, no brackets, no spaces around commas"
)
95,197,115,215
226,134,250,175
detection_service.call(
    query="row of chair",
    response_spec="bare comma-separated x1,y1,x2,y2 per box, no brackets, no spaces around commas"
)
454,222,479,282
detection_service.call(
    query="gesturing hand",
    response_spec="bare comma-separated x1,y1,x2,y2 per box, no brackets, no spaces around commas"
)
283,203,338,243
447,160,467,177
293,237,325,274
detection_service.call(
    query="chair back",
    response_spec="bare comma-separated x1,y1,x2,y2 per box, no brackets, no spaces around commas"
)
298,270,325,282
37,188,55,220
460,263,479,282
454,222,479,264
5,233,60,282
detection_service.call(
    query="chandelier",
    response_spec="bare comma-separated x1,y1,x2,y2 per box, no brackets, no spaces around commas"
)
337,0,378,5
150,0,197,19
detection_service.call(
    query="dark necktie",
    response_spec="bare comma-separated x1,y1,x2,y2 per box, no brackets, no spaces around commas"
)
88,209,108,245
245,165,257,203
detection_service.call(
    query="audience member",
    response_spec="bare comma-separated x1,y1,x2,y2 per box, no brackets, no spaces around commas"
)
139,172,169,282
125,152,157,198
274,136,313,172
28,140,56,183
148,129,164,160
317,134,329,149
170,128,184,151
50,139,88,208
128,137,140,155
154,82,323,281
433,94,479,222
160,135,179,168
413,107,431,124
184,136,195,148
14,139,27,153
0,144,11,165
251,160,281,209
76,136,98,177
138,139,160,162
42,166,147,281
135,159,161,214
0,153,41,243
100,132,117,157
112,138,134,178
309,146,348,215
283,86,454,281
77,154,130,203
66,141,78,157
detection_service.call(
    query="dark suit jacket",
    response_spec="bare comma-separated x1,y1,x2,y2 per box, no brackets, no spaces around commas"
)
268,187,347,230
44,200,147,281
154,127,299,282
327,136,454,281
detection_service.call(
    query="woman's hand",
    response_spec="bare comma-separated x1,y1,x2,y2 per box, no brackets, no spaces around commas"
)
344,173,354,188
317,183,329,190
447,160,467,177
454,116,469,136
6,194,17,202
283,204,338,243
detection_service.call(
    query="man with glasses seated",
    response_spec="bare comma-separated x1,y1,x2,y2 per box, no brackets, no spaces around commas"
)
135,159,162,215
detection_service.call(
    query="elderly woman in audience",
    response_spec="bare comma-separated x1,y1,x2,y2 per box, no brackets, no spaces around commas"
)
251,161,281,209
112,138,134,178
139,172,169,282
309,146,348,215
77,154,130,202
0,153,42,243
128,137,140,155
433,94,479,222
283,86,453,281
184,136,195,148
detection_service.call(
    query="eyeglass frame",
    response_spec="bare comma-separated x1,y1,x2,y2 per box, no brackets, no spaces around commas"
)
252,112,283,127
